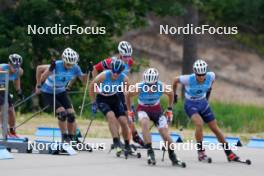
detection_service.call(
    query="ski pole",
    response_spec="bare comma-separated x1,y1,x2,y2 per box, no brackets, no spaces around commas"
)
78,102,92,110
79,61,93,117
82,112,96,143
15,105,49,129
14,92,37,108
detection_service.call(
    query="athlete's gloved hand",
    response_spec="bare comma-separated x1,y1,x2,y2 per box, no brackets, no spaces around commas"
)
17,89,24,100
131,105,135,113
35,85,42,94
173,94,178,104
49,59,56,72
87,61,93,73
92,101,97,114
65,86,71,92
165,107,173,123
127,110,135,124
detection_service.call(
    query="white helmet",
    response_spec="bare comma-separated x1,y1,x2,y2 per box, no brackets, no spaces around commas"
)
9,54,23,66
143,68,159,84
193,59,208,74
62,47,79,64
118,41,133,56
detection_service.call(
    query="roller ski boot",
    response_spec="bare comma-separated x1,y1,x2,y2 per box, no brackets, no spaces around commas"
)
226,151,251,165
61,133,71,143
112,141,122,157
169,151,186,168
123,144,133,159
132,131,145,147
147,149,156,165
69,135,93,152
8,128,19,138
198,150,212,163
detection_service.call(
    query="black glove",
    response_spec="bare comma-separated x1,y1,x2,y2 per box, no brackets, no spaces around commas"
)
87,61,93,73
87,61,94,79
173,94,178,104
92,101,97,114
49,59,56,72
17,89,24,100
66,86,71,92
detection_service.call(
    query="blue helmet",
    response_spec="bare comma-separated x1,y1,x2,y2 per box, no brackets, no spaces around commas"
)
111,58,125,74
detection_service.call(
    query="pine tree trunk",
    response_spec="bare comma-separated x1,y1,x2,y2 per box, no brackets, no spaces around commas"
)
181,4,199,99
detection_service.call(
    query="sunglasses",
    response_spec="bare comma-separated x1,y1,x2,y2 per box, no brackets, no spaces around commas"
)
121,56,131,60
112,70,122,75
196,73,206,77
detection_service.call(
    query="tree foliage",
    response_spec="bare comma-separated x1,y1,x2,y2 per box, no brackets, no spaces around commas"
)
0,0,263,111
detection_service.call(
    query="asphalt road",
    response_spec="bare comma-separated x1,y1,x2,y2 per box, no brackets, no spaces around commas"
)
0,138,262,176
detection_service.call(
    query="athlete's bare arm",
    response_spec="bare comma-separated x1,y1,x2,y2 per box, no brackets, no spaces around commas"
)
89,72,106,102
40,66,53,84
13,68,23,91
172,76,180,94
92,66,99,78
126,83,140,112
36,65,49,86
162,82,174,108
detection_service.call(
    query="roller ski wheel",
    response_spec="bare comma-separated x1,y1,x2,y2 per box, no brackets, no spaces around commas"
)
24,137,29,142
245,159,252,165
198,151,212,163
169,152,186,168
137,152,141,158
127,144,141,159
198,156,212,163
124,150,129,159
148,158,156,165
147,149,156,165
123,144,134,159
172,160,187,168
83,143,93,152
228,158,252,165
127,151,141,159
116,147,122,157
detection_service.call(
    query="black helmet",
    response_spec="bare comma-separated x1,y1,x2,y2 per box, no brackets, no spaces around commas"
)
111,58,125,74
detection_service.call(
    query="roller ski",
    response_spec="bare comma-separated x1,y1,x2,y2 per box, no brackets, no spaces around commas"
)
109,142,121,155
226,151,251,165
123,144,141,159
198,150,212,163
110,143,141,159
147,149,156,165
72,141,93,152
169,151,186,168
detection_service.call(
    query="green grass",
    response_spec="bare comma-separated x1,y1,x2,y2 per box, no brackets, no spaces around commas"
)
210,101,264,133
16,93,264,135
171,100,264,133
76,96,264,133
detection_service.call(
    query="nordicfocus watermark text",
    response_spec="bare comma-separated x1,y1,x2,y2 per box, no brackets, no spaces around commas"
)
28,141,106,151
94,82,172,93
160,24,238,35
160,140,238,151
27,24,106,35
